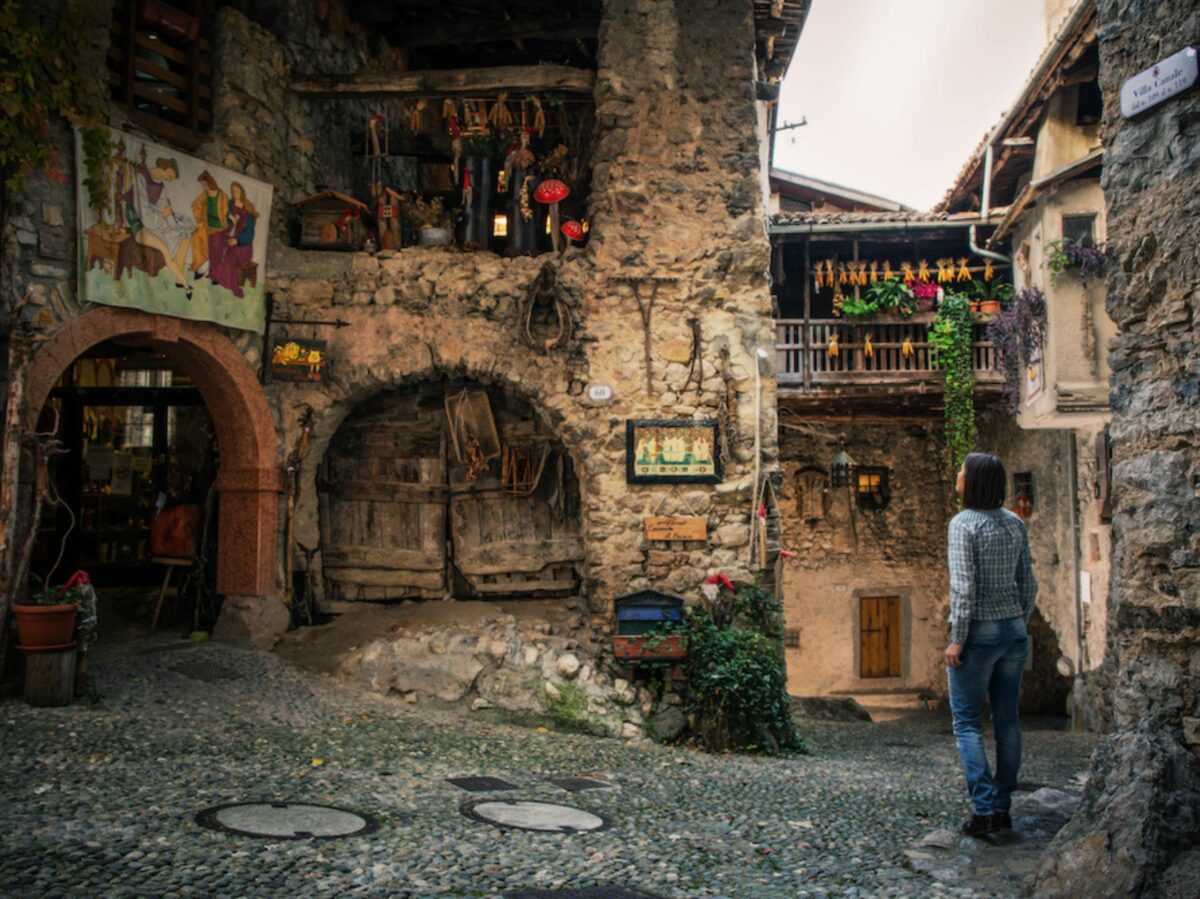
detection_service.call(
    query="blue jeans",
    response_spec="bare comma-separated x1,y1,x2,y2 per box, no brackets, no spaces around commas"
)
947,617,1028,815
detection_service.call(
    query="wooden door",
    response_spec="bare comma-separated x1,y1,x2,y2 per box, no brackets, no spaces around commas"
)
860,596,901,678
319,391,448,600
448,391,582,596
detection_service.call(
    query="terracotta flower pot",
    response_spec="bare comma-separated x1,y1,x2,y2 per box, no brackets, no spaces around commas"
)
11,602,78,651
969,300,982,313
979,299,1002,314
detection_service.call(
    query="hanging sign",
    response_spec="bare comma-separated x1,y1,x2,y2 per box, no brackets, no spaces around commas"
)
1120,46,1198,118
270,337,326,381
643,516,708,541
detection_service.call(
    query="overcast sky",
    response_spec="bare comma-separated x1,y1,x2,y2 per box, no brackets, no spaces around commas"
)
773,0,1049,210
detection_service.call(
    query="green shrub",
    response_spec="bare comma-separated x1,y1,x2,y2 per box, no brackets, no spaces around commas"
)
684,603,806,756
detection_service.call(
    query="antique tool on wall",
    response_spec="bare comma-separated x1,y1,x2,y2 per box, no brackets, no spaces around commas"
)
519,263,574,352
679,317,704,397
614,274,679,396
283,405,314,610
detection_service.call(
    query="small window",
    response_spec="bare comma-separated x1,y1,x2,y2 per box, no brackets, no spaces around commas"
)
784,628,800,648
1013,472,1034,519
1076,79,1103,126
855,467,889,510
1062,214,1096,249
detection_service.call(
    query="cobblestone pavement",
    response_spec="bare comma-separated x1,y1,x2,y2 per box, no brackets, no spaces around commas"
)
0,642,1096,898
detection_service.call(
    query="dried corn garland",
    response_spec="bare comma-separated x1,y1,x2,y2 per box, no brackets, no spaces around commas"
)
409,98,427,132
956,257,972,281
489,93,513,130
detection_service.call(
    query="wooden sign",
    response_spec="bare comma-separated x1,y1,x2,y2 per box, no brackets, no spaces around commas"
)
643,516,708,541
270,337,326,381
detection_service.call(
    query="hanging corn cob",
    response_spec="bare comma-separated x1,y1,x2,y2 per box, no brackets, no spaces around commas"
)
828,332,839,358
883,260,895,281
531,96,546,137
918,259,931,281
863,334,874,358
983,259,994,281
869,261,879,282
956,257,972,281
838,262,848,285
901,338,914,358
901,262,915,282
936,258,953,283
409,99,427,132
489,93,513,130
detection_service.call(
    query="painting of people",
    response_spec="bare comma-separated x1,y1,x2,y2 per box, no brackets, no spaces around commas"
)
626,420,722,484
76,126,273,334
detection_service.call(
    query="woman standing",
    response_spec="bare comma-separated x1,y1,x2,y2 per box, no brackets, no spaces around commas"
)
944,452,1037,836
207,181,257,298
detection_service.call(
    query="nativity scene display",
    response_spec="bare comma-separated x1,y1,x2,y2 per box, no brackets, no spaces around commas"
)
626,420,721,484
76,126,274,334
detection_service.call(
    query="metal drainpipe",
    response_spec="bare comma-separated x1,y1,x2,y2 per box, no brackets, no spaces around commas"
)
1066,429,1086,724
972,143,1011,264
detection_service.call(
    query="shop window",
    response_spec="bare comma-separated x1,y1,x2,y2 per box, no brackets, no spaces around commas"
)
1062,214,1096,249
855,467,889,510
108,0,215,150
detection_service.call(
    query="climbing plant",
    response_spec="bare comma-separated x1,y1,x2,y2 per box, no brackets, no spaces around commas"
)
0,0,102,193
985,286,1047,409
929,291,976,480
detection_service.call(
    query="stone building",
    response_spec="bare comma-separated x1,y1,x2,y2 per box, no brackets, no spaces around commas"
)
0,1,811,661
938,0,1116,728
1029,0,1200,893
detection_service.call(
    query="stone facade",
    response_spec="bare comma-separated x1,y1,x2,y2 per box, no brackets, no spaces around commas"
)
2,0,780,645
1028,0,1200,894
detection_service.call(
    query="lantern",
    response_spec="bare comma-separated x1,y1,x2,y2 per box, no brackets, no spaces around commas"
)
830,447,857,488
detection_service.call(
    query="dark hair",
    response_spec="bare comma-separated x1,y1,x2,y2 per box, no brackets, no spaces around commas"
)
962,452,1006,510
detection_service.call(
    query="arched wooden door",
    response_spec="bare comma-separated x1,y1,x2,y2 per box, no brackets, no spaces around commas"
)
319,383,581,601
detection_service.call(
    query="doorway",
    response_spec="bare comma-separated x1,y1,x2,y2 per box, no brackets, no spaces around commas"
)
859,595,901,678
34,343,218,589
319,380,583,601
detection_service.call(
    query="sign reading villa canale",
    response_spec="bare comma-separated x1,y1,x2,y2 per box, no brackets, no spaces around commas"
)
1120,46,1198,118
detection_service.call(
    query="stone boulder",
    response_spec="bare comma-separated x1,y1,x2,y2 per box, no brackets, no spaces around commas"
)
212,595,290,651
789,696,872,722
646,706,687,743
342,637,484,702
1026,729,1200,898
474,666,546,712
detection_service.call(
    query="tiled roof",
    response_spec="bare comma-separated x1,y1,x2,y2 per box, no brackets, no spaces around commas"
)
771,210,984,227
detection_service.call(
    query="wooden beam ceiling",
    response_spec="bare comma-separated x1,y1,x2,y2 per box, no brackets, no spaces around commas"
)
292,65,596,99
395,17,600,49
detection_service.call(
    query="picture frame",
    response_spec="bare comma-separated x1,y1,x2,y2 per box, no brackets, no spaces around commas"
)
625,419,721,484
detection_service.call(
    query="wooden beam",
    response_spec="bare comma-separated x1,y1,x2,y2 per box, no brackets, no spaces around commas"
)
397,17,599,49
291,65,596,99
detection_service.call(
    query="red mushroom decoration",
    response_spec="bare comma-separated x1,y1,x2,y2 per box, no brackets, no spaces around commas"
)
560,219,584,243
533,178,570,251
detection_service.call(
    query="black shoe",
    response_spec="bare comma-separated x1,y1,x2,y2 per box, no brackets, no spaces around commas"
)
993,811,1012,830
960,813,998,837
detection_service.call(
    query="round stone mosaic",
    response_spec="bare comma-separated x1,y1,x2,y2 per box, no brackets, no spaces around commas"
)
194,802,378,839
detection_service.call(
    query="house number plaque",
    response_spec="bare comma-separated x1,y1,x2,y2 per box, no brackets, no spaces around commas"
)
643,516,708,541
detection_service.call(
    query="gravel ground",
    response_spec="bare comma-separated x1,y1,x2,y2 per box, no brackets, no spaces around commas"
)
0,641,1096,899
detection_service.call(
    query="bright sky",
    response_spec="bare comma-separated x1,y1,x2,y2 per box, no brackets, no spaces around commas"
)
773,0,1049,210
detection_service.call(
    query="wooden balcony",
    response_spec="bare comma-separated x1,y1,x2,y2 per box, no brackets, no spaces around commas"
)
775,313,1003,392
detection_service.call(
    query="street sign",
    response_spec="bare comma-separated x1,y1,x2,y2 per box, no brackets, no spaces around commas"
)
1120,46,1198,118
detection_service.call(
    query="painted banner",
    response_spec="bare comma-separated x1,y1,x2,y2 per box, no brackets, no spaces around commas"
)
75,126,273,333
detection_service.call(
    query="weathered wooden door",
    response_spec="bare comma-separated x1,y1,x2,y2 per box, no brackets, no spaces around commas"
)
319,391,448,600
448,390,582,596
859,595,901,678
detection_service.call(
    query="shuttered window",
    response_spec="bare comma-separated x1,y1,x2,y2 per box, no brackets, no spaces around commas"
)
108,1,214,150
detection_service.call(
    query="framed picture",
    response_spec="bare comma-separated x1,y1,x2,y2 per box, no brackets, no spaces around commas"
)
269,337,326,382
626,419,721,484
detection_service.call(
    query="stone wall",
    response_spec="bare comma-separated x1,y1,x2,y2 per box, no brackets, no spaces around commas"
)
2,0,779,632
777,421,954,697
1029,0,1200,894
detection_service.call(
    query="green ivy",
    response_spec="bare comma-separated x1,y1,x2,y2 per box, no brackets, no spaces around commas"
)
929,291,976,481
683,581,806,756
0,0,103,193
79,125,114,216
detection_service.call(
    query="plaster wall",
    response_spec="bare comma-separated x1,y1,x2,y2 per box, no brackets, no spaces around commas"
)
1032,86,1102,181
1012,178,1113,426
777,422,952,697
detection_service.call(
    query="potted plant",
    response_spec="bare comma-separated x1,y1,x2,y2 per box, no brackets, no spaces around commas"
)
973,280,1012,315
404,196,454,247
863,278,915,317
1045,236,1109,286
907,278,940,313
612,624,689,661
10,574,93,650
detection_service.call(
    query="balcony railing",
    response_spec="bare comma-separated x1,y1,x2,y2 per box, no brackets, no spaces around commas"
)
776,313,1002,389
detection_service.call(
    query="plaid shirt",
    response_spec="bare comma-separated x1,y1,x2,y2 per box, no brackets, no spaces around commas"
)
948,508,1037,644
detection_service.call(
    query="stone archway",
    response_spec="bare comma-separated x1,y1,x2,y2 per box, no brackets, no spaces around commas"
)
24,307,282,596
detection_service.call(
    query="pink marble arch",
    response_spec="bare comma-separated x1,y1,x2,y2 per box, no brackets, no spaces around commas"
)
24,306,282,596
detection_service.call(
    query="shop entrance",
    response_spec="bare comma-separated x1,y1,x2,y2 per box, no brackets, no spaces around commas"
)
33,343,218,594
319,380,583,601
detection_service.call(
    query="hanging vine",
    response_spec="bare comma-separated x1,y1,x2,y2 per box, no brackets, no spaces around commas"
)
929,291,976,480
985,286,1047,408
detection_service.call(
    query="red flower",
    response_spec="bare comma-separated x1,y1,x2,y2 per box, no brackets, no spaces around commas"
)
704,572,735,591
758,503,767,519
779,550,795,559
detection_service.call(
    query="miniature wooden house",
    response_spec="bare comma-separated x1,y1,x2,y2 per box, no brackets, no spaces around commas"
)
294,190,369,250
